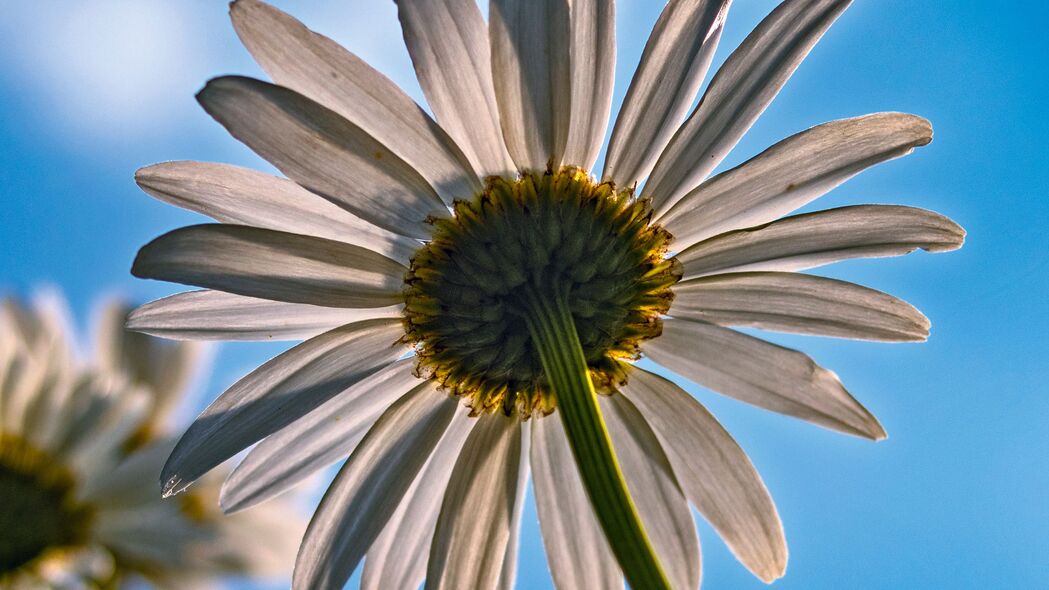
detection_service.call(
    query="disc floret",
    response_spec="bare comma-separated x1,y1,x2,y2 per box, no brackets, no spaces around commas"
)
403,167,681,418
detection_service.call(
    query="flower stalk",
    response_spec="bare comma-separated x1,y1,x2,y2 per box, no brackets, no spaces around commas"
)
522,286,671,590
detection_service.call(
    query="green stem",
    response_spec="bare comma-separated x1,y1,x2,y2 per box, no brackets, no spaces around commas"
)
522,287,671,590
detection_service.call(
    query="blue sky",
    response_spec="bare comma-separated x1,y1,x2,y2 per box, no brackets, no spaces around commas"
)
1,1,1046,588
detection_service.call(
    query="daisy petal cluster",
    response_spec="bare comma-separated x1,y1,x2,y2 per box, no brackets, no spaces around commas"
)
0,296,301,588
130,1,964,588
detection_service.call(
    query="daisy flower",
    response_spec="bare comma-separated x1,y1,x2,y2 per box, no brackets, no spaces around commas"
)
0,296,300,588
130,0,964,588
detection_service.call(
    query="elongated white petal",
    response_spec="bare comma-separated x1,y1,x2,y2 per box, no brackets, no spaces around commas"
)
624,368,786,582
132,224,405,308
531,412,619,590
600,393,701,590
489,0,572,171
678,205,966,279
128,290,401,342
396,0,515,177
293,385,457,590
496,420,529,590
645,0,852,214
220,359,422,513
659,113,934,247
197,76,446,239
230,0,479,205
604,0,730,187
426,414,524,590
562,0,616,171
135,161,417,263
645,318,886,439
360,409,475,590
672,272,930,341
160,319,407,496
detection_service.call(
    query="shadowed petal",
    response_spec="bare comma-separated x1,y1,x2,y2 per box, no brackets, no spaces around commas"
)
644,317,886,439
671,272,931,341
293,385,457,590
197,76,446,239
132,224,406,308
659,113,933,248
230,0,479,204
396,0,515,177
160,319,407,496
624,368,786,582
562,0,616,171
604,0,731,187
644,0,852,214
677,205,966,279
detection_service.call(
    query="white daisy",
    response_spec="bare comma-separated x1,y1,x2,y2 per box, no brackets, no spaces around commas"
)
130,1,964,588
0,296,300,588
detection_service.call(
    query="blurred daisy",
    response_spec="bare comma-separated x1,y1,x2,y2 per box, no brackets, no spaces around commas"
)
130,0,964,588
0,296,300,588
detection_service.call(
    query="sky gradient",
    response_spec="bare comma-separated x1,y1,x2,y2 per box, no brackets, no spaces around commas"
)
1,1,1046,588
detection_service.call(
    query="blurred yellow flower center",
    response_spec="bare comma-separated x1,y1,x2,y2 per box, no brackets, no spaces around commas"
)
403,167,681,418
0,435,93,574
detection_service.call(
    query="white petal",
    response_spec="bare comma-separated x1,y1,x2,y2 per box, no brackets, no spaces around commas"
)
531,413,620,590
644,0,852,214
160,319,407,496
128,290,402,342
230,0,480,205
562,0,616,171
644,318,886,439
600,393,701,590
426,414,524,590
293,386,457,590
135,161,417,263
360,409,475,590
132,224,406,308
603,0,730,187
220,359,422,513
395,0,515,177
659,113,934,247
197,76,446,239
496,420,529,590
671,272,931,342
677,205,966,279
624,368,787,583
489,0,572,171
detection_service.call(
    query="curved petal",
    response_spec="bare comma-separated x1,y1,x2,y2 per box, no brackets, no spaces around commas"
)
600,393,701,590
127,290,402,342
395,0,515,177
230,0,479,204
132,224,406,308
531,412,619,590
677,205,966,279
360,409,475,590
135,161,417,263
624,368,787,582
671,272,931,341
562,0,616,171
659,113,934,248
293,385,457,590
160,319,407,496
197,76,446,239
644,317,886,439
426,414,524,590
220,359,423,513
644,0,852,214
489,0,572,171
603,0,731,187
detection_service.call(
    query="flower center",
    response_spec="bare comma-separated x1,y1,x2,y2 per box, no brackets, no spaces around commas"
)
0,435,93,574
403,167,680,418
